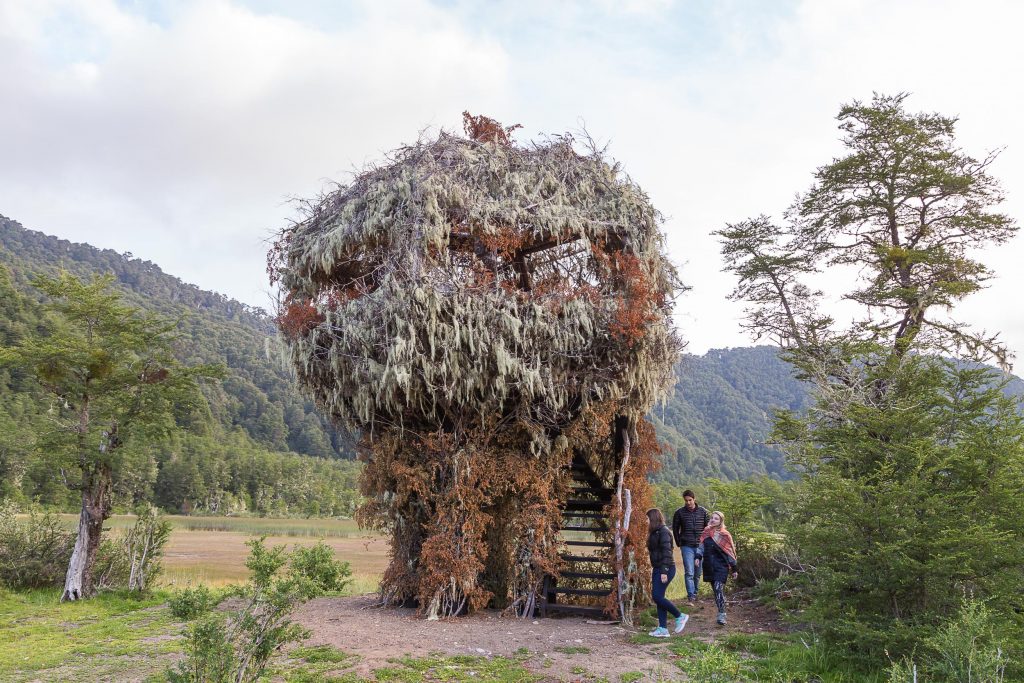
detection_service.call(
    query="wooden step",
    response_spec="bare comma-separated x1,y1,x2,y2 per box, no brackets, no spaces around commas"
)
572,487,614,497
559,524,609,532
542,603,609,618
564,499,607,510
560,554,606,563
569,468,603,484
564,539,613,548
549,587,612,597
561,570,616,580
562,511,607,520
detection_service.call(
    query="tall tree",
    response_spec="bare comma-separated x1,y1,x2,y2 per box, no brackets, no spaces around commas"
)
717,94,1024,661
0,272,219,600
719,93,1015,369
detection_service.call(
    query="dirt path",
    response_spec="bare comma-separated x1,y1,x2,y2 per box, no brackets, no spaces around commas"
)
293,592,785,681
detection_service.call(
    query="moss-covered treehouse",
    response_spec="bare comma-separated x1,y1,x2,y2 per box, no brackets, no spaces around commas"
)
269,115,682,621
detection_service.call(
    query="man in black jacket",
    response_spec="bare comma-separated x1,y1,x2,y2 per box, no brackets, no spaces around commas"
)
672,490,710,605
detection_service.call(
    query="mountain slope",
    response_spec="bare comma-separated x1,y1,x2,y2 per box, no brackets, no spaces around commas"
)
651,347,808,483
0,215,349,460
4,214,1018,492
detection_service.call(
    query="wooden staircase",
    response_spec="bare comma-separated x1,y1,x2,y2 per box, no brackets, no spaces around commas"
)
539,454,617,618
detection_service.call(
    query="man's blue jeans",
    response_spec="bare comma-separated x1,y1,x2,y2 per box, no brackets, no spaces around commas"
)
681,545,699,599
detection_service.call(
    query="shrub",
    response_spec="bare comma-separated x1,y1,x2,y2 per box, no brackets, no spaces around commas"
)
922,599,1011,683
290,541,352,596
885,657,918,683
735,531,785,586
169,613,235,683
93,506,173,591
0,502,74,589
169,585,221,621
93,537,132,589
123,505,173,591
167,537,326,683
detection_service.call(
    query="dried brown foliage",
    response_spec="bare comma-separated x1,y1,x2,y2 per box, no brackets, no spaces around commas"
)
356,421,570,618
462,111,523,146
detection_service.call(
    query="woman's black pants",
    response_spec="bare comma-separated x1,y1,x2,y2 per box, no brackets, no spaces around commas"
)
650,565,681,628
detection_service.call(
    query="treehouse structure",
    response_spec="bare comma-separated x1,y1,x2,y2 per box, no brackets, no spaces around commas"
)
269,114,682,621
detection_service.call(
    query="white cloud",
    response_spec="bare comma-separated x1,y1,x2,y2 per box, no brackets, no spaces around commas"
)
0,0,509,309
1,0,1022,361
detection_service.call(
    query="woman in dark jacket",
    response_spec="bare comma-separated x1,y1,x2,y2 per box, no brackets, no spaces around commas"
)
694,510,738,625
646,508,687,637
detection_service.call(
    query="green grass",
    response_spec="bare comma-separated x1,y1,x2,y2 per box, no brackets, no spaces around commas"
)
0,588,181,683
274,644,363,682
0,583,890,683
628,633,673,645
663,632,889,683
371,654,541,682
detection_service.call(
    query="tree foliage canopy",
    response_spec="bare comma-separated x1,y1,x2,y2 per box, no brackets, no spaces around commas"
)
718,92,1016,371
0,272,221,598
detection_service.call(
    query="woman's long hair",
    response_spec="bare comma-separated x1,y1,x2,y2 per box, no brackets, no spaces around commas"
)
646,507,665,527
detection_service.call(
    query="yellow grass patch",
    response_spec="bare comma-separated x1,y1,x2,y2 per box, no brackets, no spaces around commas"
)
49,514,387,591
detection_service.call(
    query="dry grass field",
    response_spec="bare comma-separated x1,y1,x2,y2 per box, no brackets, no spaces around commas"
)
58,514,387,593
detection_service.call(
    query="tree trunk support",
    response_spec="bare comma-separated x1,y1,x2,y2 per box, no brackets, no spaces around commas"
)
62,463,112,601
612,417,632,624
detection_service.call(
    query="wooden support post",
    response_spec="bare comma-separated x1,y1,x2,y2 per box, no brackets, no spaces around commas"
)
613,420,631,624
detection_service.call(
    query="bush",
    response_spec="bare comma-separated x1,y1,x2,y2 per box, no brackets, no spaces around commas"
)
169,613,235,683
93,506,173,592
922,599,1011,683
0,502,74,589
289,541,351,595
169,585,221,621
93,537,132,589
734,531,785,586
167,537,327,683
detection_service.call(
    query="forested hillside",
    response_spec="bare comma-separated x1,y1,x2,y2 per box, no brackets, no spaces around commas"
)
0,215,348,459
4,215,1018,506
651,347,808,483
649,347,1024,484
1,215,359,516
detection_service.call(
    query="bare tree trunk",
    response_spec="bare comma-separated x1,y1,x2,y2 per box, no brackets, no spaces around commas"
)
62,463,112,601
614,423,631,623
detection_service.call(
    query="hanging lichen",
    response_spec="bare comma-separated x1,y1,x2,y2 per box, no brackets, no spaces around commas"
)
269,114,682,619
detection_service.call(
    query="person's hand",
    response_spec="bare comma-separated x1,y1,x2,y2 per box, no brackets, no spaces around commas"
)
731,571,738,580
694,558,701,567
660,573,668,584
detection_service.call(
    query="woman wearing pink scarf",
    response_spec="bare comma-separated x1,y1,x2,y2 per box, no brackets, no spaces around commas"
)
694,510,738,625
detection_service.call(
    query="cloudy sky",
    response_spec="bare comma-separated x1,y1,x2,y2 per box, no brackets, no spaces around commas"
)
2,0,1023,358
